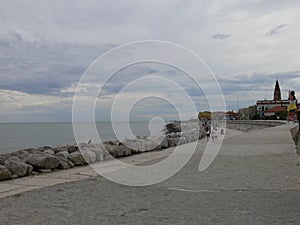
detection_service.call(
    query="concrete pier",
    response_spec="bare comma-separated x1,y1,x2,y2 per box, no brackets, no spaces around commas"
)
0,123,299,224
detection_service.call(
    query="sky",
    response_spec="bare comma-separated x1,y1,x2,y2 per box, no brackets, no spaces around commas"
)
0,0,300,122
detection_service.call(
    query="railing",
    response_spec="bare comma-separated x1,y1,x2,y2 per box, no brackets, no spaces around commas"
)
226,120,287,127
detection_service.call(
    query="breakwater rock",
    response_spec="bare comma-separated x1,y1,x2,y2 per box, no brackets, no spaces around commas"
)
0,121,206,181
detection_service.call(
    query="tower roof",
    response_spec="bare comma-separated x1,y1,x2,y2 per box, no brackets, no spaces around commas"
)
273,79,281,101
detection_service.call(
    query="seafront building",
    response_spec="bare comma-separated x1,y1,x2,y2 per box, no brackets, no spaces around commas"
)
256,80,290,117
239,79,295,120
200,79,296,120
239,105,257,120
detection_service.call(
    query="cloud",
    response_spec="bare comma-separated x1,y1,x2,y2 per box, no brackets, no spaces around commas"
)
1,1,300,121
211,33,231,40
0,89,73,122
265,24,288,36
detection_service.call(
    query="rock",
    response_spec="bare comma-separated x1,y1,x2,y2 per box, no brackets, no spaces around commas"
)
167,133,180,138
120,139,143,152
103,140,120,146
11,150,29,160
178,137,187,145
104,145,132,158
4,157,33,177
116,146,132,157
87,148,104,161
54,144,72,153
81,150,97,163
38,169,52,173
37,146,53,151
26,148,43,154
0,165,12,181
67,145,79,154
69,152,87,166
0,153,12,165
165,121,181,134
57,157,75,170
159,137,169,149
68,150,96,166
123,137,168,153
43,149,55,155
181,130,200,143
167,137,180,147
55,151,69,159
103,150,113,160
24,154,60,170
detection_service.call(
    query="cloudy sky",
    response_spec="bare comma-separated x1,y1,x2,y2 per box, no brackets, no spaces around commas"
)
0,0,300,122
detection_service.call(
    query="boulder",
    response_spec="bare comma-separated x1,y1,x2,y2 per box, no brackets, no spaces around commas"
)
159,137,169,149
24,154,60,170
37,146,53,151
181,130,199,143
68,150,96,166
86,148,104,161
178,137,187,145
38,169,52,173
4,157,33,177
123,137,169,153
67,145,79,154
167,137,180,147
57,157,75,170
43,149,55,155
126,139,145,152
11,150,29,160
54,144,72,153
26,148,43,154
0,153,12,165
0,165,12,181
83,150,96,163
104,145,132,158
165,121,181,134
144,140,161,151
103,140,121,146
55,151,69,159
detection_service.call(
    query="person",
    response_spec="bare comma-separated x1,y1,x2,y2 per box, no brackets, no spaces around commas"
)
287,90,298,123
211,127,219,142
205,123,211,142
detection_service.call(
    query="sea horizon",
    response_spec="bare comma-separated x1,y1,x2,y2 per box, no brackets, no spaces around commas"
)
0,121,166,153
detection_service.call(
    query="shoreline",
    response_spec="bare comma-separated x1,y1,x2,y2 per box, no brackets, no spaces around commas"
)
0,127,242,199
0,120,213,181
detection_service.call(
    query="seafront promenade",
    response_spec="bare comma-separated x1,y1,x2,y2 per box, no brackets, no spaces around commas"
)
0,122,299,224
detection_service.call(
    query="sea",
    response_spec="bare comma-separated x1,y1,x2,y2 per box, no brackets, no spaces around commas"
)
0,122,166,153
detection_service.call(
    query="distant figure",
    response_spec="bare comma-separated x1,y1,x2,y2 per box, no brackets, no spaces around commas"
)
287,90,298,123
88,139,92,144
211,127,219,142
205,124,211,142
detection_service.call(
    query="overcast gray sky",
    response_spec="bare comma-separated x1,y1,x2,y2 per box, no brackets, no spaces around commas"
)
0,0,300,122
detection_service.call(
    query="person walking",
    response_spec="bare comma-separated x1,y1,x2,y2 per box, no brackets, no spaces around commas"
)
205,123,211,142
287,90,298,123
211,127,219,142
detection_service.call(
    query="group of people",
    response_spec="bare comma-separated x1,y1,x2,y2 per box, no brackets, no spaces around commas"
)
203,122,219,142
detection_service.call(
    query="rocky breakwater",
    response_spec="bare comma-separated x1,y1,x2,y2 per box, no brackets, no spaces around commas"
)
0,120,206,181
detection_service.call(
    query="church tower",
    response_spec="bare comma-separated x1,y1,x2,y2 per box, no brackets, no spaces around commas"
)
273,80,281,101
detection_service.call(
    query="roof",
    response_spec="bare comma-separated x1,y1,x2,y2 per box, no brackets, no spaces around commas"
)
256,100,289,104
265,106,286,113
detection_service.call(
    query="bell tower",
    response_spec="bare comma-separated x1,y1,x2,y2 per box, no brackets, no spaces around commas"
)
273,79,281,101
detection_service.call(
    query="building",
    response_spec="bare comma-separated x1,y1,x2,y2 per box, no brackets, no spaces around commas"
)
256,80,290,117
225,111,239,120
264,106,286,117
239,105,257,120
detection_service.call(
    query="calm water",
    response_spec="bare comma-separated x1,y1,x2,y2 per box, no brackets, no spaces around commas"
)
0,122,165,153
